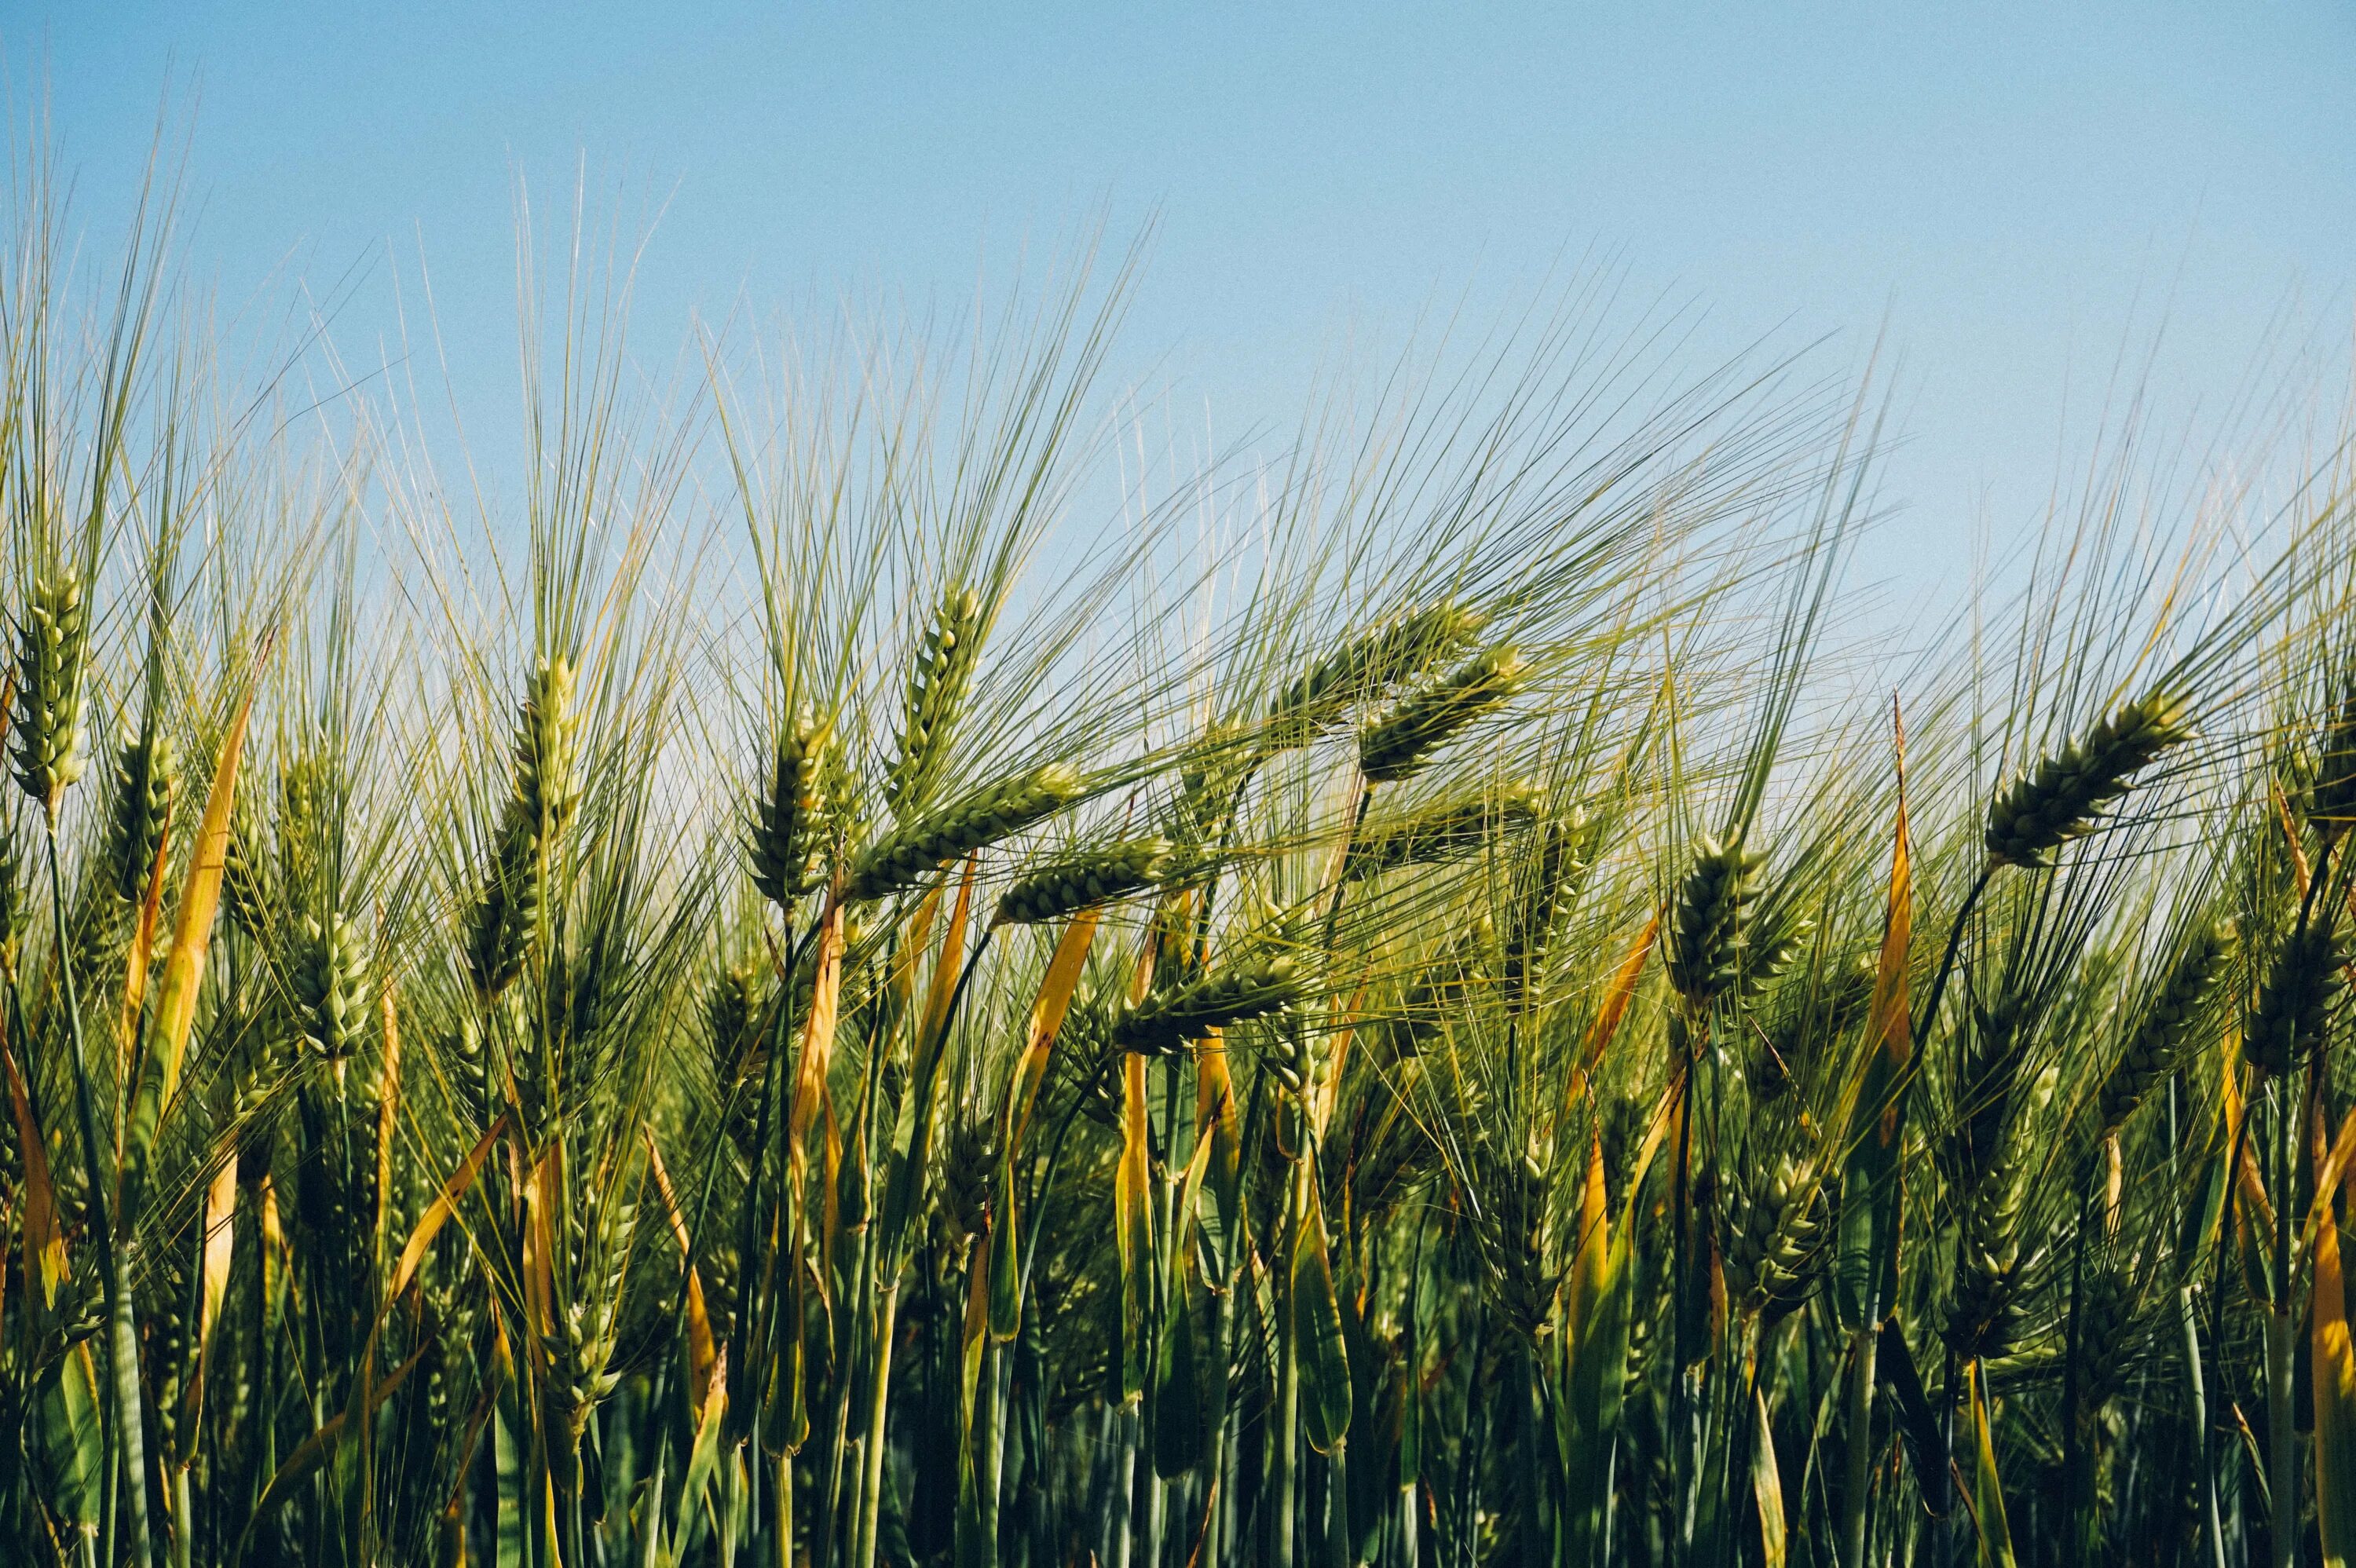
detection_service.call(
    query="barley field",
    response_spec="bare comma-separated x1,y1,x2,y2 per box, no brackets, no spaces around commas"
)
3,185,2356,1568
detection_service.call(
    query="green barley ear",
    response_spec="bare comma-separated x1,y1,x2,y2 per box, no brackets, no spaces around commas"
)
1358,645,1527,784
1050,996,1122,1126
466,656,580,999
995,835,1174,927
1737,908,1813,1002
1952,996,2027,1185
2096,919,2234,1135
516,655,582,846
104,724,176,904
2068,1266,2138,1408
846,762,1082,902
1665,828,1765,1008
1501,807,1586,1013
1944,999,2035,1361
1984,688,2194,868
12,568,92,819
1343,782,1540,883
223,788,275,940
885,585,984,820
1111,954,1301,1056
546,1197,632,1437
0,817,24,973
230,1057,281,1186
2246,911,2345,1079
467,825,535,1005
1172,719,1253,842
294,912,371,1064
276,746,332,897
1723,1156,1830,1323
931,1117,997,1266
1943,1163,2028,1360
749,706,836,909
1075,1050,1125,1130
704,952,770,1095
1469,1145,1559,1341
1753,950,1876,1098
1270,601,1487,742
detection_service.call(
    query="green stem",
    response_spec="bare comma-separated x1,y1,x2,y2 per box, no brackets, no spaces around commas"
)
978,1341,1010,1568
730,919,799,1432
2058,1179,2094,1555
1325,1435,1350,1568
775,1448,794,1568
49,822,153,1568
1274,1206,1301,1568
852,1283,901,1568
2269,1075,2295,1568
1838,1325,1877,1568
2179,1283,2227,1568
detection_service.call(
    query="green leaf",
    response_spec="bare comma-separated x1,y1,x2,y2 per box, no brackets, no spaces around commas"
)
1293,1175,1352,1453
29,1344,102,1536
1153,1257,1206,1477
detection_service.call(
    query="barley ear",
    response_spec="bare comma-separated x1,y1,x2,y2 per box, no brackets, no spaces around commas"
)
2095,919,2233,1135
994,836,1173,927
2246,912,2343,1080
750,705,837,909
1502,806,1586,1013
12,569,92,820
885,585,983,819
1358,645,1527,784
846,762,1082,902
1269,601,1486,742
105,723,177,905
294,912,371,1063
466,655,579,1000
1111,954,1301,1057
1983,688,2193,868
1665,828,1765,1008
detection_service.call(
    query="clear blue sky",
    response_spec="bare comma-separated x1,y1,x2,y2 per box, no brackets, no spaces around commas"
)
18,3,2356,598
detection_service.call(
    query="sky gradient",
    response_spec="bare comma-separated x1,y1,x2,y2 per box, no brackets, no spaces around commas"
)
18,3,2356,600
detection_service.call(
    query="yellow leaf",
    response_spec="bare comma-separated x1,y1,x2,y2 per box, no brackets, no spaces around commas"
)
787,900,846,1157
1829,723,1912,1156
523,1150,559,1357
1564,1132,1612,1351
3,1040,65,1308
1869,777,1912,1072
916,861,977,1060
2316,1134,2356,1566
375,989,402,1274
1198,1026,1242,1225
1571,914,1658,1107
990,908,1103,1343
116,828,168,1094
152,682,258,1109
1754,1389,1787,1568
380,1117,508,1329
1116,1052,1154,1401
642,1128,717,1396
194,1157,237,1368
1969,1361,2018,1568
959,1226,992,1444
1004,908,1102,1154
